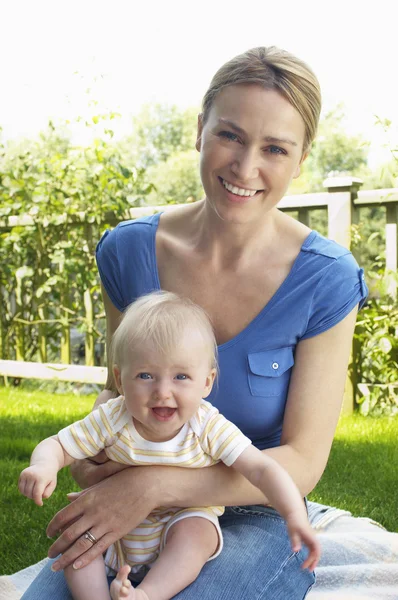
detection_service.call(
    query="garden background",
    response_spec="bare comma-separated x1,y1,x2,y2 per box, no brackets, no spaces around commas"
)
1,0,397,575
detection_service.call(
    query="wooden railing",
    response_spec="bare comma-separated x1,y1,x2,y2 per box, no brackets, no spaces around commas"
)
1,177,397,413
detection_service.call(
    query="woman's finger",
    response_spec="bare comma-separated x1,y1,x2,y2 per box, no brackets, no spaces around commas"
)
46,488,95,538
71,532,116,570
50,528,107,572
47,517,94,558
66,491,84,502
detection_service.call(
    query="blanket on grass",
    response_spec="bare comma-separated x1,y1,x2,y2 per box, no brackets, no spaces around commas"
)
1,505,397,599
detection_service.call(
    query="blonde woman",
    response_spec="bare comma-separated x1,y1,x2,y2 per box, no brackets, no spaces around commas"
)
22,46,367,599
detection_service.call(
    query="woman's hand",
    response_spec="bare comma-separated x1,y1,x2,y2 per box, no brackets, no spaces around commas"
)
70,451,130,489
46,466,160,572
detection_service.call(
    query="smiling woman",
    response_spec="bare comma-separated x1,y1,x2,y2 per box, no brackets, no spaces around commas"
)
197,86,308,219
21,46,367,600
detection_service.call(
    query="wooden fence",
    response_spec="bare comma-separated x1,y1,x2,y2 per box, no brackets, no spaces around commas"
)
1,176,397,413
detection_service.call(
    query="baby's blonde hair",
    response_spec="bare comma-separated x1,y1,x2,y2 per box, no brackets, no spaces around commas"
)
110,291,218,370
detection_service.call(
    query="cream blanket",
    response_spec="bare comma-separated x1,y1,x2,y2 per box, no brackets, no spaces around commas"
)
1,508,397,599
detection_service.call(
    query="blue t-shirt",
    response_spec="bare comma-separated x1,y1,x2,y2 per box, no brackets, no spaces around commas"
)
96,213,368,450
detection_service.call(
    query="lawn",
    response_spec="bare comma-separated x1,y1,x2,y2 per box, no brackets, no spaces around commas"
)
1,386,397,575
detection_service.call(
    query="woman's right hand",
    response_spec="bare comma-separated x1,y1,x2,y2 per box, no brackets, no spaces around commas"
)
46,464,161,572
70,451,130,489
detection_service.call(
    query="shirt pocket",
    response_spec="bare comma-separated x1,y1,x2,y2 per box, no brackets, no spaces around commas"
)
247,347,294,397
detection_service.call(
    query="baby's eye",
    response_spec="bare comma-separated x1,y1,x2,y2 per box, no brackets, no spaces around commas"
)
219,131,240,143
138,373,152,380
175,374,188,380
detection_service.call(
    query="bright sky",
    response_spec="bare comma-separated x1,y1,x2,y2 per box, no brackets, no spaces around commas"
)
1,0,397,165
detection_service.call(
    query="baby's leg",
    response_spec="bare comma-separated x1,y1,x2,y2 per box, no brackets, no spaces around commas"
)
64,555,110,600
137,516,219,600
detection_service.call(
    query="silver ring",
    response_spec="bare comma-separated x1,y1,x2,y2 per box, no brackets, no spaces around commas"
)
84,530,97,544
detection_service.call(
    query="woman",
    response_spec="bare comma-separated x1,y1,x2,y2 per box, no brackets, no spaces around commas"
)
22,46,367,599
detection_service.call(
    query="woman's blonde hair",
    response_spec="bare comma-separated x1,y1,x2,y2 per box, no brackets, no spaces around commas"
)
110,291,218,370
202,46,321,152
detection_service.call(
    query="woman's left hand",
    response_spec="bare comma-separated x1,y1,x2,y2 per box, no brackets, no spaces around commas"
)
46,466,160,572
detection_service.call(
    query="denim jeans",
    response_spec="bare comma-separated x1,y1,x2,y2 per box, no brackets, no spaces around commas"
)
21,505,315,600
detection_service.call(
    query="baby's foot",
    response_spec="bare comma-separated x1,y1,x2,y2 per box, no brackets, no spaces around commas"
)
110,566,149,600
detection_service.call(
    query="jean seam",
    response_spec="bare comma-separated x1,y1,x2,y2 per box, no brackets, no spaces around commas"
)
303,581,315,599
258,551,297,597
229,506,282,520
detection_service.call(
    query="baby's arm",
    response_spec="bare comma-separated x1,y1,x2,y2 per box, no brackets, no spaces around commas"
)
232,445,320,571
18,436,74,506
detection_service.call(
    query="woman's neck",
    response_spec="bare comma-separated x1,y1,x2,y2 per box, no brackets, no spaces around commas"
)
190,200,279,270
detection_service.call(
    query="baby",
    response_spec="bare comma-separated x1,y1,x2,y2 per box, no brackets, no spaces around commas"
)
19,291,320,600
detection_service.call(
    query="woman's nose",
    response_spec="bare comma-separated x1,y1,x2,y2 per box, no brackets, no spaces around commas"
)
230,147,260,181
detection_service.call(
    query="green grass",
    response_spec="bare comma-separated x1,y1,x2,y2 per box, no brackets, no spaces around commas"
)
308,414,398,531
1,387,397,574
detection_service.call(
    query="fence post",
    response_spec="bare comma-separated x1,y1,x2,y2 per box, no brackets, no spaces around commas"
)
84,289,95,366
386,202,398,299
323,176,364,415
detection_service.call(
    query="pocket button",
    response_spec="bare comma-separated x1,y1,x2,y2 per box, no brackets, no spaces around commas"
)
272,362,279,370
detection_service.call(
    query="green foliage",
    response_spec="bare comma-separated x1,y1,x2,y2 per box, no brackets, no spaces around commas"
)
116,104,203,205
289,105,370,194
352,247,398,415
311,106,369,177
0,115,154,363
121,103,199,168
146,150,203,205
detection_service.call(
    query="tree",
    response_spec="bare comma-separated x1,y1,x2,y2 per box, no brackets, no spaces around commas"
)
120,104,199,169
146,150,203,205
288,105,370,194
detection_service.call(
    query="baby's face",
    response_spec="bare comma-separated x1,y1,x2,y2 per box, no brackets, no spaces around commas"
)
113,329,216,443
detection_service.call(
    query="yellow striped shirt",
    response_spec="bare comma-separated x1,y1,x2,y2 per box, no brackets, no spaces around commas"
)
58,396,252,469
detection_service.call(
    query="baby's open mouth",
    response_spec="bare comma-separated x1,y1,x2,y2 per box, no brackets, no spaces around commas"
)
152,407,176,419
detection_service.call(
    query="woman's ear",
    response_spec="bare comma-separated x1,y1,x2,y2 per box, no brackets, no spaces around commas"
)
195,114,203,152
294,148,310,179
113,365,123,395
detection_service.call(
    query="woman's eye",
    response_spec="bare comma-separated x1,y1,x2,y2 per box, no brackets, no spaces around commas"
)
267,145,286,155
175,374,188,380
219,131,239,143
138,373,152,380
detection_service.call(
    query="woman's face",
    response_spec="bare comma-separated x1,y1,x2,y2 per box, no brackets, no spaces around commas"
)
197,84,308,223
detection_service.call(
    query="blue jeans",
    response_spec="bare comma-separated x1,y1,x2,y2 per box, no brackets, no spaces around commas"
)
21,505,315,600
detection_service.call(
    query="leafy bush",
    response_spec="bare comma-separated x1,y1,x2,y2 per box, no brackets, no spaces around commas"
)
353,267,398,415
0,116,154,364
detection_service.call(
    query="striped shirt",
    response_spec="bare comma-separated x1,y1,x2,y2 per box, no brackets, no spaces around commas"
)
58,396,252,469
58,396,251,572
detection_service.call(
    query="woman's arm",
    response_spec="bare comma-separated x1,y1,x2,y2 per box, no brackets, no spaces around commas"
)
46,307,357,572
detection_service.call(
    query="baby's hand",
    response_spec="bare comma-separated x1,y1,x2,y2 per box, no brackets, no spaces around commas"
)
18,465,57,506
286,512,321,572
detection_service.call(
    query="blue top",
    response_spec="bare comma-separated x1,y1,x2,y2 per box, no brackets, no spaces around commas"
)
96,213,368,451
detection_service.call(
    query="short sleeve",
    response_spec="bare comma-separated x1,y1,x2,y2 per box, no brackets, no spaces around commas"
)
96,228,124,312
196,403,252,466
58,397,127,460
301,253,368,340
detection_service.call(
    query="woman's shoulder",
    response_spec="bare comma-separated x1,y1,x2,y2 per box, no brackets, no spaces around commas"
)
303,230,354,261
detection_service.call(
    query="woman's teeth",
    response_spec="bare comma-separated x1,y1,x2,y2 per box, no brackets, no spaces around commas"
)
222,179,257,197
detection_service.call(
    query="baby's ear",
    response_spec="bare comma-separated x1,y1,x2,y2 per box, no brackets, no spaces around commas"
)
113,365,123,394
203,368,217,397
